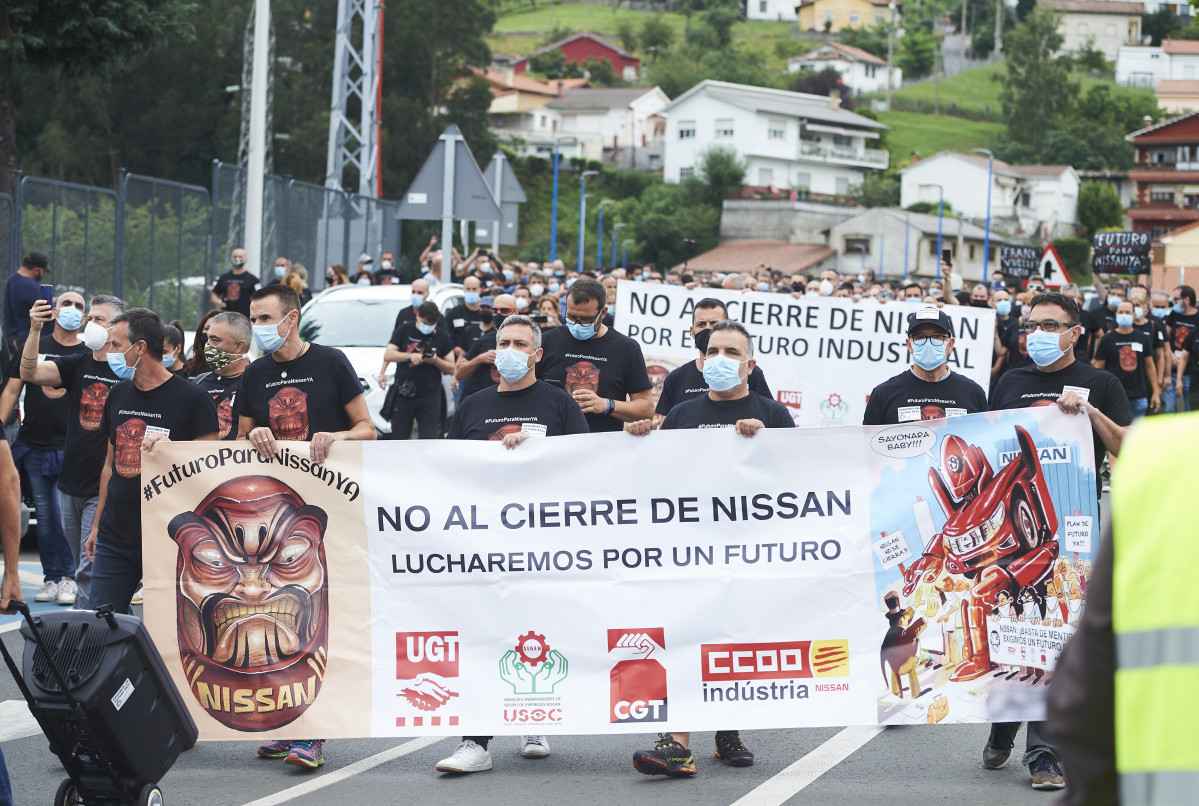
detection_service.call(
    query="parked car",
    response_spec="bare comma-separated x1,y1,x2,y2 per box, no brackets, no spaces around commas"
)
298,283,464,436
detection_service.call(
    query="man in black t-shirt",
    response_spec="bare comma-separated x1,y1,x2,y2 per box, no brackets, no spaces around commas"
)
392,276,430,333
1129,288,1169,400
444,275,488,354
188,312,251,440
23,294,126,610
863,308,987,426
87,309,220,617
654,297,771,425
210,247,259,317
2,291,88,605
986,291,1132,793
455,294,515,403
1169,285,1199,412
383,301,455,439
624,320,789,778
538,278,653,432
1093,299,1158,417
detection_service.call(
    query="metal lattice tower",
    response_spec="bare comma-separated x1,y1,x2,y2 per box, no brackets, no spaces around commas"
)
325,0,380,195
231,6,276,251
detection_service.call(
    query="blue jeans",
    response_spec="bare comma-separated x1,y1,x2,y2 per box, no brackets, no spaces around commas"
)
89,539,141,615
1129,396,1148,419
991,721,1055,765
1162,374,1190,414
0,745,12,806
61,492,98,609
24,449,73,582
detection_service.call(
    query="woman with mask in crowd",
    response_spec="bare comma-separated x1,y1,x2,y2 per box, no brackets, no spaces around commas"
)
284,263,313,306
183,309,220,378
326,264,350,287
163,323,186,375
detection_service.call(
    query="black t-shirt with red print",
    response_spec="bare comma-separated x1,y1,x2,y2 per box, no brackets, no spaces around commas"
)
50,352,122,498
1002,325,1035,374
238,343,361,439
388,321,454,399
212,270,259,317
9,332,89,451
862,369,989,426
189,370,243,440
1168,310,1199,373
1096,329,1154,401
97,375,219,547
447,381,589,441
537,326,652,433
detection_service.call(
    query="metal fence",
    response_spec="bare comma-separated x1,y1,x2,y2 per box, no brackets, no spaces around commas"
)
4,164,403,331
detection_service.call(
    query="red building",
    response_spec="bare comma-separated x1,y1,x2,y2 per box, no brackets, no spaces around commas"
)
1127,111,1199,240
513,32,641,82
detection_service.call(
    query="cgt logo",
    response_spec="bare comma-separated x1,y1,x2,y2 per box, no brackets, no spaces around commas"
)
700,640,850,682
396,632,460,713
608,628,668,724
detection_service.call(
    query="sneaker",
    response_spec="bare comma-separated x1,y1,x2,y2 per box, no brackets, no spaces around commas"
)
436,740,493,773
1029,755,1065,790
714,730,754,767
284,740,324,769
34,580,60,602
982,739,1012,770
257,740,293,759
520,735,550,758
130,582,144,605
633,733,697,777
55,579,77,606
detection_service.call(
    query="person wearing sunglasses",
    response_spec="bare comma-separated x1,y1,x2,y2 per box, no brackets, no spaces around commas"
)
987,290,1132,792
863,308,988,426
454,294,518,405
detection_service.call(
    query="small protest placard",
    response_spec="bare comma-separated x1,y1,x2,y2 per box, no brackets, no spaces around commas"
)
1092,231,1151,273
1000,246,1041,278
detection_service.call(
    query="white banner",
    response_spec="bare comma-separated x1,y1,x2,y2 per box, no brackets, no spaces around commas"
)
614,281,995,427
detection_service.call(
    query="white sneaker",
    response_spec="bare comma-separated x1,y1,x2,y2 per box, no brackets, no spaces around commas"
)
34,580,60,602
435,740,493,773
55,579,77,606
130,582,144,605
521,735,550,758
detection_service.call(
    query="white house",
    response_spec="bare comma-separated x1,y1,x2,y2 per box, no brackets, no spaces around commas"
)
828,208,1009,280
1042,0,1143,63
899,151,1081,240
660,79,889,198
1118,40,1199,89
786,42,902,94
747,0,798,21
544,87,670,170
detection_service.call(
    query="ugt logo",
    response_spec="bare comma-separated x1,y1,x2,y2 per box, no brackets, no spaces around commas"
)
499,631,568,694
396,631,460,712
608,629,667,724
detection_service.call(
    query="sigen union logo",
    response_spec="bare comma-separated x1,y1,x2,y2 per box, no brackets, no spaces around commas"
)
700,640,849,682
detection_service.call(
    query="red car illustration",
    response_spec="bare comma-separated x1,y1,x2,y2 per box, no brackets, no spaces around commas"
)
902,425,1059,681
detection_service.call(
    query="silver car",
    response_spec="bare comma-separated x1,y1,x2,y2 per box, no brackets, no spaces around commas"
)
299,282,464,436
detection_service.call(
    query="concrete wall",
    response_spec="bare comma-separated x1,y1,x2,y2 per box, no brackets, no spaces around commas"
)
720,199,859,243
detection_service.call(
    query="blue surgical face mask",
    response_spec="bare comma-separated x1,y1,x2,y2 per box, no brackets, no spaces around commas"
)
274,265,287,279
1027,329,1067,367
410,293,425,307
356,277,371,286
548,282,560,294
566,318,597,341
1108,296,1122,310
702,353,747,392
1134,306,1144,320
995,300,1012,317
416,321,436,335
758,282,770,292
502,269,514,283
566,278,576,288
494,347,533,382
1152,307,1170,318
464,292,480,305
57,306,83,331
911,339,947,371
1175,302,1185,314
1116,313,1134,329
252,315,292,354
162,352,176,370
107,344,140,381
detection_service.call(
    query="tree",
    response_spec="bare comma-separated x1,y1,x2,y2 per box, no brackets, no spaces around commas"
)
528,49,568,76
616,20,640,54
997,7,1077,153
698,145,746,206
788,68,855,108
838,24,890,60
1040,124,1133,170
1076,182,1124,236
582,56,618,86
1015,0,1035,21
897,25,936,80
1143,7,1184,46
640,15,676,54
1074,37,1109,74
850,172,900,208
0,0,198,194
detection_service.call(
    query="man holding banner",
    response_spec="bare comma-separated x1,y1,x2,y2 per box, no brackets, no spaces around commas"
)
862,309,987,426
987,291,1132,790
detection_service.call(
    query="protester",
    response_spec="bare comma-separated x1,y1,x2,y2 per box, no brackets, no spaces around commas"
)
862,308,988,425
537,295,561,328
374,251,402,285
625,320,793,777
326,264,350,287
272,256,291,283
444,275,487,354
381,300,455,440
537,278,653,432
239,284,375,769
1168,285,1199,412
86,308,220,616
394,278,429,332
210,247,258,316
183,310,220,377
988,290,1132,791
353,270,375,286
2,252,49,351
284,263,313,306
188,312,251,440
1,292,88,605
0,430,24,806
455,295,514,404
1093,299,1159,417
162,323,186,375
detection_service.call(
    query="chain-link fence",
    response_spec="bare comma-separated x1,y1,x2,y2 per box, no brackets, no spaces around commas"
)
285,179,351,293
16,176,119,300
0,194,12,282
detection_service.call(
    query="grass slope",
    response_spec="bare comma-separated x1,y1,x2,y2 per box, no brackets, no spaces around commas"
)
875,110,1005,165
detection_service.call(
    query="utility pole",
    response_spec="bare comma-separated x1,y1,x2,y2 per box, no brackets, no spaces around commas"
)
245,0,271,276
994,0,1003,59
960,0,967,70
886,2,897,110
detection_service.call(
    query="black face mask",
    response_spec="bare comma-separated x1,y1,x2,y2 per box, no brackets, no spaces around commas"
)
481,311,494,326
791,282,805,293
970,300,991,308
694,327,712,354
492,314,506,330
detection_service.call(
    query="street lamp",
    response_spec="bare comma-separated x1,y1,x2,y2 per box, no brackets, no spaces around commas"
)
920,183,945,280
549,136,577,263
973,148,994,280
623,238,635,271
578,170,599,273
597,199,614,267
612,222,627,269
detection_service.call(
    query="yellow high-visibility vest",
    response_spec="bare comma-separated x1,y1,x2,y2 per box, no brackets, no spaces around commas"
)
1113,413,1199,806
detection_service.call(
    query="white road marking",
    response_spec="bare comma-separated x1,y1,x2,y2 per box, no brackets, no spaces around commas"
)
238,737,446,806
729,726,884,806
0,699,42,741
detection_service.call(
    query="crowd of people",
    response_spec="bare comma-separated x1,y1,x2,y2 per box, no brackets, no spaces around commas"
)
0,239,1189,803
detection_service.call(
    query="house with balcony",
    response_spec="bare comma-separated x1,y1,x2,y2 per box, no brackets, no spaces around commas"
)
899,151,1080,240
545,87,670,171
1118,39,1199,90
1042,0,1143,63
483,69,593,160
1125,111,1199,240
787,42,902,94
660,80,889,199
